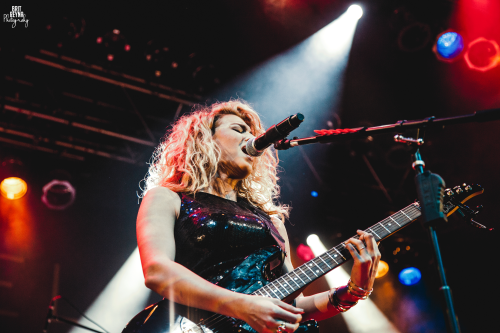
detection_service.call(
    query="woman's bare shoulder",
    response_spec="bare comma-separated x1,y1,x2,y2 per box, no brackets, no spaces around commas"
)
141,186,181,217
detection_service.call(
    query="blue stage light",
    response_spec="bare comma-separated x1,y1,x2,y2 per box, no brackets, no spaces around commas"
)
311,191,318,197
436,32,464,59
399,267,422,285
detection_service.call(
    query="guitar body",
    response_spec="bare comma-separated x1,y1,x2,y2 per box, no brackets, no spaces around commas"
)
122,246,319,333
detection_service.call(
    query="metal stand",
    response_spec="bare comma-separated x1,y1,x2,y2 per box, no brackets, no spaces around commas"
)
402,139,461,333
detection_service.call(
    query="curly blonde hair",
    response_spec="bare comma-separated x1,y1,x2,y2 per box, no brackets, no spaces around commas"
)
142,99,289,220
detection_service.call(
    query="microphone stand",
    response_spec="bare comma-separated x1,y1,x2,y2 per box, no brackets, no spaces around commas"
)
283,108,500,147
276,108,500,333
407,141,461,333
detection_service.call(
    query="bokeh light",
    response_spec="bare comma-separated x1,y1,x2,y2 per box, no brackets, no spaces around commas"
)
398,267,422,285
435,32,464,60
0,177,28,200
464,37,500,72
375,260,389,278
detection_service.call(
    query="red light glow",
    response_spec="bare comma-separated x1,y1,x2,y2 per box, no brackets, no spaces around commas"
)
107,54,114,61
296,244,315,261
96,37,102,44
464,37,500,72
124,44,131,51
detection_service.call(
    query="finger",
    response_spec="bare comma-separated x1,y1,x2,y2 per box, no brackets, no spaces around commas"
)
273,307,303,324
344,242,363,261
345,238,367,256
275,300,304,314
357,230,378,254
272,321,300,333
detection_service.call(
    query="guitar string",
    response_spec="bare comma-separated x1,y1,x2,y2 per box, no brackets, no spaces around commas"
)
196,204,422,331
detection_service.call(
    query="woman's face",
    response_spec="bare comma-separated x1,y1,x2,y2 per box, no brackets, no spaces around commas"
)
212,114,256,179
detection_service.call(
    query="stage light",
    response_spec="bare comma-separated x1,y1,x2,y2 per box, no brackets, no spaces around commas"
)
0,177,28,200
464,37,500,72
296,243,315,261
375,260,389,278
433,31,464,61
398,267,421,285
346,4,363,20
107,54,114,61
96,37,102,44
124,44,131,51
41,180,76,210
311,191,318,197
1,158,28,200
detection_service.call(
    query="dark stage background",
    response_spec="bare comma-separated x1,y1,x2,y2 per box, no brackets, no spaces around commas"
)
1,1,499,333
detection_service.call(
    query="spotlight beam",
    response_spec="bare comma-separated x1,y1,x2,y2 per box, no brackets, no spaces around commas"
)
69,248,151,333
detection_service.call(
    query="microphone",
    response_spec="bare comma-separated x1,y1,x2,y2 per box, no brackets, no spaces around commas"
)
244,113,304,156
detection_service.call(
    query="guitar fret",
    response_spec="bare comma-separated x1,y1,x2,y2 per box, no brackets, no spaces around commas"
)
333,246,346,260
275,279,289,295
273,284,286,298
401,211,411,220
379,222,391,233
368,227,381,239
325,251,339,264
304,263,319,277
281,278,292,292
297,267,312,281
311,260,325,274
292,271,306,285
318,255,332,269
266,283,280,298
261,289,272,298
389,216,401,227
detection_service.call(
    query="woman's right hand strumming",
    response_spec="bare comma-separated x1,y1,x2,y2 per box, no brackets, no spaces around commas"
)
137,187,303,333
235,295,303,333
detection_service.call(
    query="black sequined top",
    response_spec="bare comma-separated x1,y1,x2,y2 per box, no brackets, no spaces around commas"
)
174,192,285,280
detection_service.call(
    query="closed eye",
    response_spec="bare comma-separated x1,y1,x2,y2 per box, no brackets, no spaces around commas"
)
233,125,247,133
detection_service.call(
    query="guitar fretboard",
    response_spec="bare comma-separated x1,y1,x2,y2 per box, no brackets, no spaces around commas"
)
252,203,422,300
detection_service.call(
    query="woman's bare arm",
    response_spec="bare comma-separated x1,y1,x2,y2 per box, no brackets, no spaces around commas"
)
137,187,303,333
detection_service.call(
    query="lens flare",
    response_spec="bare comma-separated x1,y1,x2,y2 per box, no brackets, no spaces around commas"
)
0,177,28,200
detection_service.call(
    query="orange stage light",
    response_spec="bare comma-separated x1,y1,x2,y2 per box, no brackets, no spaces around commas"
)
0,177,28,200
375,260,389,278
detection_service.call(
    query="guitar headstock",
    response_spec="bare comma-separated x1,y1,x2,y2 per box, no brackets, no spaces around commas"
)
442,183,484,216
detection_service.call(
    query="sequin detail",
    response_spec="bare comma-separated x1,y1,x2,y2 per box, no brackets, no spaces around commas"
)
174,192,285,279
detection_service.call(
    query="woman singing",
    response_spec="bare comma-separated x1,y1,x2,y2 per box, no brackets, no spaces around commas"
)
136,100,381,333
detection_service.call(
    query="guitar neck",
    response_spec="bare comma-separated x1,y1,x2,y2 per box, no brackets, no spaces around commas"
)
252,202,422,300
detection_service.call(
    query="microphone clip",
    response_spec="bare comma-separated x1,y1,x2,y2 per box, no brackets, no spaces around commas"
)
274,137,298,150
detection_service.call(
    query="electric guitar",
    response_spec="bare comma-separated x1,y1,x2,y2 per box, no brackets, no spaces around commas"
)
122,183,483,333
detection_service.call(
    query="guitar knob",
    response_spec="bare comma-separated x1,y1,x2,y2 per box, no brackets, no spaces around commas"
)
465,185,472,191
445,189,453,196
453,186,463,194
